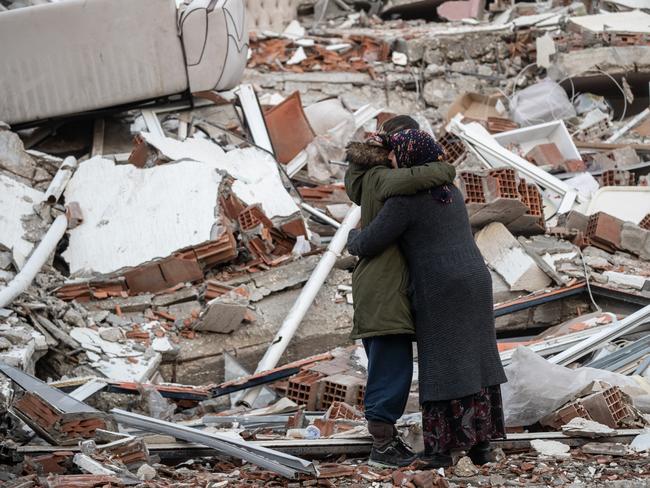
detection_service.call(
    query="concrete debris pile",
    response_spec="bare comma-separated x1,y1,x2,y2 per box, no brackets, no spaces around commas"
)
1,0,650,485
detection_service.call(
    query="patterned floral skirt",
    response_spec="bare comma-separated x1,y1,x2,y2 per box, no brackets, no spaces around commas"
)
422,385,506,454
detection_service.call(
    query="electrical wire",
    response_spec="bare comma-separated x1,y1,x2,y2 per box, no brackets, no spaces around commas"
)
507,61,629,126
578,248,602,313
594,68,628,122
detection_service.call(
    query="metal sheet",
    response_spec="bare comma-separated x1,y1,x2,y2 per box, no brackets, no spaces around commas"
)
549,304,650,365
263,91,315,164
0,363,99,414
111,409,317,478
585,335,650,371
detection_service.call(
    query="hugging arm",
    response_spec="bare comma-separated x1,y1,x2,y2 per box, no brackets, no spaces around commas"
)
347,197,410,257
374,162,456,200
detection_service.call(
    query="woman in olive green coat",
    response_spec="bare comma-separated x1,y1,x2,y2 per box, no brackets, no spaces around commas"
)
344,116,456,468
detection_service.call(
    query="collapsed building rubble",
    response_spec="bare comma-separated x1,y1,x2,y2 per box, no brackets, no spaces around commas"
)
1,0,650,486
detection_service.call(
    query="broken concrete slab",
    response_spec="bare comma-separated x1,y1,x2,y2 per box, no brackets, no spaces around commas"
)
568,11,650,34
620,222,650,260
548,46,650,80
249,255,321,300
475,222,552,292
84,294,154,314
63,156,227,276
70,327,161,382
141,134,302,222
0,174,46,269
530,439,571,459
0,321,48,373
152,287,198,307
194,296,248,334
561,417,616,438
581,442,631,457
159,269,354,385
602,271,648,290
0,125,49,189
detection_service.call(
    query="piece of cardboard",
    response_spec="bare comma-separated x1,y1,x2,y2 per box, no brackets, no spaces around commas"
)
446,93,505,123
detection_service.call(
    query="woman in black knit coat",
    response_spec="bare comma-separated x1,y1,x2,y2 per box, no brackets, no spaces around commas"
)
348,129,507,468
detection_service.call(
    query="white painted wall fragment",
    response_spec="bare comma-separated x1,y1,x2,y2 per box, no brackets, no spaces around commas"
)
0,175,46,268
140,133,300,220
475,222,552,292
63,157,224,275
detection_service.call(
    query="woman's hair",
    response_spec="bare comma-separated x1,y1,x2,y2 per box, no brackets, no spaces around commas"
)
379,115,419,136
386,129,446,168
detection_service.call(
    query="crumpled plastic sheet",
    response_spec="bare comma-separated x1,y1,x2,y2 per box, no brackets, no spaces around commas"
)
510,79,576,127
501,347,642,427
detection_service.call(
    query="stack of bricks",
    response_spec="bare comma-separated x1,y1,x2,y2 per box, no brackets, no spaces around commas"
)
599,169,636,187
437,131,467,164
640,214,650,231
586,212,624,252
581,387,633,428
542,386,633,429
509,181,546,234
12,392,115,446
284,353,366,411
318,374,365,410
459,171,487,205
573,115,613,142
285,370,326,410
458,169,544,235
486,168,520,200
542,401,593,429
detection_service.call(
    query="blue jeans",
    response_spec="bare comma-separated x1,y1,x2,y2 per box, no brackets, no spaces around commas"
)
362,334,413,424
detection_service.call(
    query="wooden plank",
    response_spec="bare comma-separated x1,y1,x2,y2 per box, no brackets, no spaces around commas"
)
91,118,105,157
576,141,650,152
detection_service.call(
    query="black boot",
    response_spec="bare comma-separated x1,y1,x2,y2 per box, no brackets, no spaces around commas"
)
367,420,416,468
468,441,492,465
418,445,453,469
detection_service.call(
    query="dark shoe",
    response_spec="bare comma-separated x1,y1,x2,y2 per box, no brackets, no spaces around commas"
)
417,451,453,469
468,441,492,465
368,436,417,468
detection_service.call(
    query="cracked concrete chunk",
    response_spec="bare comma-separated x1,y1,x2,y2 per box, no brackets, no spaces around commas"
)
0,126,38,181
476,222,551,292
251,255,320,299
0,174,46,268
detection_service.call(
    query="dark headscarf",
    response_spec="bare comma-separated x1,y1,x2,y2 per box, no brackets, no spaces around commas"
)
386,129,452,204
364,116,419,149
386,129,446,168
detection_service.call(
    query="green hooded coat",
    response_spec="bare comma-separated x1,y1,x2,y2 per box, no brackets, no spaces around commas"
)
344,142,457,339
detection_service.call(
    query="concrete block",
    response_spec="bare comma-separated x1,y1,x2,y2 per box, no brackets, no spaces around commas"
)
586,212,623,252
525,142,565,170
194,297,248,334
475,222,552,292
620,222,650,258
469,198,528,228
250,254,320,300
558,211,589,233
602,271,648,290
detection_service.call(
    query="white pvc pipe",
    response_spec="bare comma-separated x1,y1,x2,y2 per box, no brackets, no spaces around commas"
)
549,303,650,366
300,202,342,229
44,156,77,204
239,205,361,407
0,215,68,308
606,107,650,143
